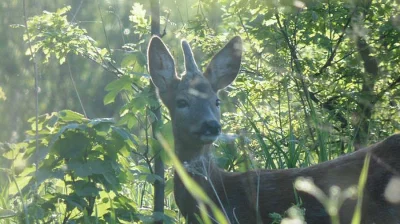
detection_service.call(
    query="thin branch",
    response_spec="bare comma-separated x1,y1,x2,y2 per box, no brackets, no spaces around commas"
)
196,0,211,31
81,49,143,93
275,13,301,73
374,74,400,103
161,12,170,37
308,92,348,129
332,49,358,65
71,0,84,23
237,14,264,76
313,10,354,77
67,59,87,118
275,11,321,150
96,0,113,55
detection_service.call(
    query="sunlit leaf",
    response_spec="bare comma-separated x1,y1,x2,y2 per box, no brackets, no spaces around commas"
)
58,110,85,122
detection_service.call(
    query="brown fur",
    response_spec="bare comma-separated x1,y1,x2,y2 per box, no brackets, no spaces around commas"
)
147,36,400,224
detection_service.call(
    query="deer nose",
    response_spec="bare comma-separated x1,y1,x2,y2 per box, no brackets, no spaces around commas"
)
202,120,221,136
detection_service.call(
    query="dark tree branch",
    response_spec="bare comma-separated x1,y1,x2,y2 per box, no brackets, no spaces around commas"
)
357,37,379,78
313,10,354,77
309,92,348,129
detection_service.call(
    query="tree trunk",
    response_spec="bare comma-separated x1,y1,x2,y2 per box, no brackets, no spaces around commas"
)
354,37,378,150
149,0,164,223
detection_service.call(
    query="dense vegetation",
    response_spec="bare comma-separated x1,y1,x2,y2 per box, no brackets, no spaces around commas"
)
0,0,399,223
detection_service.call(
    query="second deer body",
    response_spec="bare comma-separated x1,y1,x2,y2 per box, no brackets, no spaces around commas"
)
147,36,400,223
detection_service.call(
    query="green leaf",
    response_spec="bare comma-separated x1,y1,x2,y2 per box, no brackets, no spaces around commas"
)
105,76,129,91
103,171,119,189
89,118,115,126
47,113,59,127
68,162,93,177
121,54,138,67
112,126,138,146
35,167,65,184
0,209,17,219
121,52,146,72
164,178,174,197
51,132,90,159
68,160,109,177
64,193,87,211
26,146,49,166
89,118,113,135
145,173,163,184
73,181,101,197
58,110,85,122
104,90,118,105
105,75,132,92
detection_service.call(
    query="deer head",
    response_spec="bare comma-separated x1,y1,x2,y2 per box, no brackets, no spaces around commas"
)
147,36,242,161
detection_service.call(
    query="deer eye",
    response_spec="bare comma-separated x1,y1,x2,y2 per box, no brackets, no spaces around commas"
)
216,99,221,107
176,99,189,108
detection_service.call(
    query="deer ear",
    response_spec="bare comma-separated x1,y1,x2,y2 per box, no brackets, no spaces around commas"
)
147,36,176,92
204,36,242,91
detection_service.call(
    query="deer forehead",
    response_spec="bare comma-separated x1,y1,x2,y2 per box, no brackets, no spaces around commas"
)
177,74,216,100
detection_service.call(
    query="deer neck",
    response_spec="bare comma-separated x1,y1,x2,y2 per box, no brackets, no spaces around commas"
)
174,136,221,175
173,139,222,221
174,137,211,162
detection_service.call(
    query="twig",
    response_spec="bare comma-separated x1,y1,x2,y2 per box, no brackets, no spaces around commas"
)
374,74,400,103
313,10,355,77
71,0,84,23
67,60,87,118
161,12,170,37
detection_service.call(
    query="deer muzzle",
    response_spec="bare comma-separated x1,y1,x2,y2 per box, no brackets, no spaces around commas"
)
197,120,221,143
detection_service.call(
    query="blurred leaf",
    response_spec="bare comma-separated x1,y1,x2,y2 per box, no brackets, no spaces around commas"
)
0,86,6,101
0,209,17,219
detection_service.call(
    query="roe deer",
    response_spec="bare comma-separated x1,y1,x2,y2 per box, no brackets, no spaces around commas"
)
147,36,400,223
